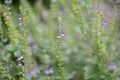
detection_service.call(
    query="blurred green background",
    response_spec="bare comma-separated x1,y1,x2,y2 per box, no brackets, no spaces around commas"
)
0,0,120,80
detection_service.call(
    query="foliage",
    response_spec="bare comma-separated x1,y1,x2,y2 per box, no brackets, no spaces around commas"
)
0,0,120,80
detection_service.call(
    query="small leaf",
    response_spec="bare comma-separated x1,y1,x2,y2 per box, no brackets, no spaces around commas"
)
5,44,16,51
84,64,99,79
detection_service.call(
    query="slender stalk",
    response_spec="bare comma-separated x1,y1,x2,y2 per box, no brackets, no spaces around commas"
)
56,17,65,80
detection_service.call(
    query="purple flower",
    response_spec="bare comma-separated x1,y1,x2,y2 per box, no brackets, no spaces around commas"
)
5,0,12,4
18,14,23,27
57,30,66,39
116,0,120,5
27,36,33,43
107,61,117,70
17,54,23,61
18,14,23,21
57,34,62,39
61,32,65,37
8,0,12,4
5,0,9,4
102,18,107,30
93,2,98,13
32,44,38,54
18,62,22,67
40,11,48,22
26,67,40,79
44,67,54,75
18,22,22,27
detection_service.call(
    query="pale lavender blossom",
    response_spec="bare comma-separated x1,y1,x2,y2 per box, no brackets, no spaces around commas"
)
26,67,40,79
116,0,120,5
5,0,9,4
8,0,12,4
93,2,98,13
102,18,107,30
57,34,62,39
32,44,38,53
61,32,65,37
18,14,23,21
18,14,23,27
57,30,66,39
44,67,54,75
17,54,23,61
40,11,48,22
5,0,12,4
27,36,33,43
18,62,22,67
18,21,22,27
107,61,117,70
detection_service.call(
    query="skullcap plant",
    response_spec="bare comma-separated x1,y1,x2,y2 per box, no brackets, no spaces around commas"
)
93,0,113,79
56,17,66,80
0,0,120,80
72,0,86,34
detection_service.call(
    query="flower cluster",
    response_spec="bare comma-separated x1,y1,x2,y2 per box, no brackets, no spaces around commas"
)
5,0,12,5
106,61,117,70
44,67,54,75
17,54,23,67
101,17,107,32
57,30,65,39
26,67,40,79
56,17,65,39
18,14,23,27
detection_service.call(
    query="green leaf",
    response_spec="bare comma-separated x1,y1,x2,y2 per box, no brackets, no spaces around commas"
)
84,64,99,80
5,44,16,52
